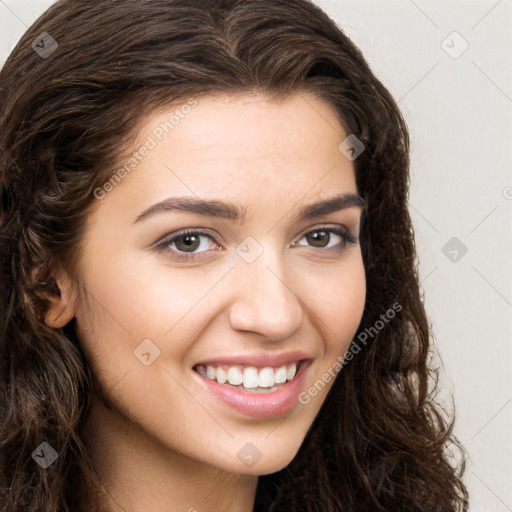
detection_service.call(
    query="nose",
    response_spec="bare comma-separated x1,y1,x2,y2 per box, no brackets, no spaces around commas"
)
228,248,303,340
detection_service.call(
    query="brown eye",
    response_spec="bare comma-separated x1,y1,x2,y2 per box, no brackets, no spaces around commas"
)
174,233,202,252
305,230,332,248
155,229,219,262
294,226,354,253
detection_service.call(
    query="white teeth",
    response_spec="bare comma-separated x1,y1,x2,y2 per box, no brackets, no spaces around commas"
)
227,367,243,386
216,367,227,384
242,367,259,389
258,367,275,388
196,361,301,389
274,365,287,384
206,365,216,380
286,363,297,380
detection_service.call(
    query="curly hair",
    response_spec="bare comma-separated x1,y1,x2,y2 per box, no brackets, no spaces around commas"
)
0,0,468,510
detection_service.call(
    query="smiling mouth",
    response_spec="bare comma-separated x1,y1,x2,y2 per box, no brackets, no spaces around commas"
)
193,361,304,393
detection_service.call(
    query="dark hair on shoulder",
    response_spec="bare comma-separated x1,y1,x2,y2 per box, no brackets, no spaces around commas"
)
0,0,468,510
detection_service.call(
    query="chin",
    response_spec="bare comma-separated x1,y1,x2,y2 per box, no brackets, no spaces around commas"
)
208,433,306,477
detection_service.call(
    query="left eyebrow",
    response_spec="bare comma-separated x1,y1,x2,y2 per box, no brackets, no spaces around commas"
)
133,193,364,225
292,193,364,223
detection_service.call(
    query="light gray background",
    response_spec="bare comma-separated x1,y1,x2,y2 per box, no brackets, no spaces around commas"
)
1,1,511,510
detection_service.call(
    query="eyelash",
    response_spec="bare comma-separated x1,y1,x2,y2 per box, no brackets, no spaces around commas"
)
154,225,357,262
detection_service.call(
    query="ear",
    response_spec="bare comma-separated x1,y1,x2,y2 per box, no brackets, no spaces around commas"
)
43,267,77,328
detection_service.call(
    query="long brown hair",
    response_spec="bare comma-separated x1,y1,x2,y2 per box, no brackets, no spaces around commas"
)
0,1,468,510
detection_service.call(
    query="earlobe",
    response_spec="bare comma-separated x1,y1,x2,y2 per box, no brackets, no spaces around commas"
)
43,268,76,328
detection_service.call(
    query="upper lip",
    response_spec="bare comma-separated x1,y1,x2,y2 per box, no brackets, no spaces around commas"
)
194,350,312,368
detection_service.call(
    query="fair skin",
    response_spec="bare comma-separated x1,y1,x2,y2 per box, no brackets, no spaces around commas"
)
46,91,366,512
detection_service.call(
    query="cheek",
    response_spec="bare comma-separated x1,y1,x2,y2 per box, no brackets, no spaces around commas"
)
295,263,365,411
75,250,206,341
73,253,225,404
311,256,366,349
315,257,366,372
334,261,366,342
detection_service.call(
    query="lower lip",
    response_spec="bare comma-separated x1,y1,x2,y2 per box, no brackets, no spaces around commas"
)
193,361,311,419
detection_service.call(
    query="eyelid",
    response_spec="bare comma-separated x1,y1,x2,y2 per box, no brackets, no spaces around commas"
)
153,228,220,254
153,223,357,261
293,224,358,251
297,223,354,240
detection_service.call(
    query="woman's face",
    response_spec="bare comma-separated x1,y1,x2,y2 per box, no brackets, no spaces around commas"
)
68,91,366,475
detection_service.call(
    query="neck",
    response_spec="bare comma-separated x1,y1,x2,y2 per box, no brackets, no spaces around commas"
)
81,393,258,512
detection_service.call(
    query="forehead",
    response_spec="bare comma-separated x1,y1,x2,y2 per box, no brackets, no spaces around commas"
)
91,91,358,229
127,91,354,186
146,91,345,158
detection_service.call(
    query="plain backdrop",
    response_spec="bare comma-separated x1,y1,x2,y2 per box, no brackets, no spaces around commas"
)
1,1,511,511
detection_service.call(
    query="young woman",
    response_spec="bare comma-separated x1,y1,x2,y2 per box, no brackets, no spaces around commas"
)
0,0,468,511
